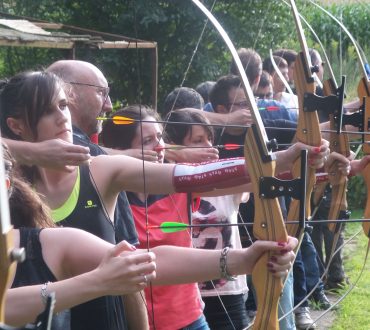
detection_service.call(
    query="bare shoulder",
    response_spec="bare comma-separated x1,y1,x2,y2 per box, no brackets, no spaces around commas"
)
90,154,135,171
39,227,111,278
39,227,106,247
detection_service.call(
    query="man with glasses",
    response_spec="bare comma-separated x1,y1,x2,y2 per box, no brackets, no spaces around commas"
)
48,61,111,140
262,55,298,122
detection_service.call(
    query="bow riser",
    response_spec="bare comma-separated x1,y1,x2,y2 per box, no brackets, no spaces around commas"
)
286,53,321,237
0,233,15,322
245,128,287,330
323,78,350,232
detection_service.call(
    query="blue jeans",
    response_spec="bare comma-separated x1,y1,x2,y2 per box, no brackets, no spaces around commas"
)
293,249,308,307
278,271,296,330
301,232,324,293
203,294,249,330
181,314,209,330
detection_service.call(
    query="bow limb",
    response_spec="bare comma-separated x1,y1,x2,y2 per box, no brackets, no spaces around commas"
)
191,2,288,329
286,0,322,239
0,138,15,323
324,77,349,235
290,4,337,219
294,4,342,215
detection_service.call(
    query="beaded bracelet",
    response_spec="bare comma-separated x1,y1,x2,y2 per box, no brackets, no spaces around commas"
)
40,281,51,306
219,247,236,281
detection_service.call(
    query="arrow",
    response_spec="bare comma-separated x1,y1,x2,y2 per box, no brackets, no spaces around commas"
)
149,219,370,233
153,143,243,152
97,115,370,137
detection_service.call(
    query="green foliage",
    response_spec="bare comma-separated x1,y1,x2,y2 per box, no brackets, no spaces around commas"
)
347,148,366,211
0,1,369,112
0,0,295,113
347,173,366,211
300,1,370,98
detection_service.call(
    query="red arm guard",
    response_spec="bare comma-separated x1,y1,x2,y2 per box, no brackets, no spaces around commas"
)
173,157,250,193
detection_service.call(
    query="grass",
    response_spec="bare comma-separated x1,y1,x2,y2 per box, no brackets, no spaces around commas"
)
330,209,370,329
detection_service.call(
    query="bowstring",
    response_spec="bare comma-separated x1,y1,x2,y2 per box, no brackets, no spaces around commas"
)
194,2,298,328
307,236,370,328
130,2,157,328
132,1,235,327
303,1,369,319
158,0,218,138
215,0,273,146
153,1,240,328
277,227,363,323
167,193,238,330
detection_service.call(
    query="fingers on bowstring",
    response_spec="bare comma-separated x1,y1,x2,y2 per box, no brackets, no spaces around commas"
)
109,240,137,259
131,257,157,287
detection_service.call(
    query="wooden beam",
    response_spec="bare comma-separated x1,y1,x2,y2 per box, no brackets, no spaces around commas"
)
99,41,157,49
0,39,74,48
33,22,63,30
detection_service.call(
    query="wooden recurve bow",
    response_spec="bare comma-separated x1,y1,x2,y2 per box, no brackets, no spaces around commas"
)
0,138,19,326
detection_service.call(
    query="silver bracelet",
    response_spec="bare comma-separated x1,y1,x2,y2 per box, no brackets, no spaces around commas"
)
40,282,51,306
219,247,236,281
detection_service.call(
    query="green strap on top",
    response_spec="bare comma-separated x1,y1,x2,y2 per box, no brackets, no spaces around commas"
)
51,168,80,223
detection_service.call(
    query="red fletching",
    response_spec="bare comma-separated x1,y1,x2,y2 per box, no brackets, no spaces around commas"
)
222,144,243,150
265,106,280,111
154,146,164,152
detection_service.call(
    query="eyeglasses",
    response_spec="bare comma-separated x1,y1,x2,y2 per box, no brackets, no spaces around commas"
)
68,82,110,101
312,62,325,68
227,100,249,108
255,92,273,100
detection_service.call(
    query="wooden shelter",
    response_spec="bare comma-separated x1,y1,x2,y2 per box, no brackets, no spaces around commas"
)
0,12,158,108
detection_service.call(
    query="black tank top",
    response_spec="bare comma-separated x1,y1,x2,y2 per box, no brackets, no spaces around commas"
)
12,227,71,330
53,166,126,330
56,165,116,243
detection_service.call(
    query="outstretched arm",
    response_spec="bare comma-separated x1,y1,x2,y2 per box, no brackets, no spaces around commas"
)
4,138,91,171
6,227,297,326
6,232,153,326
151,237,297,285
91,139,330,211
